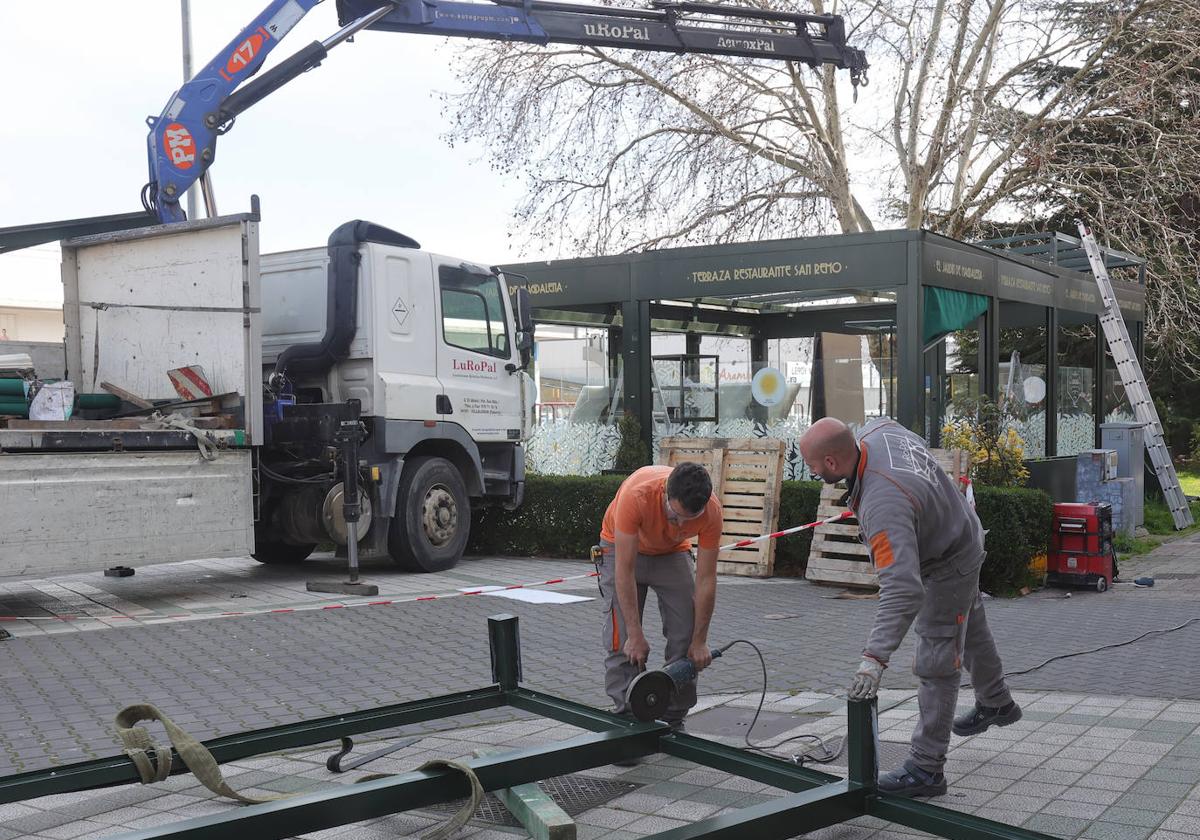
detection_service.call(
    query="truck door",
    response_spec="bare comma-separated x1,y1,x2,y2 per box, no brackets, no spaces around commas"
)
434,261,524,444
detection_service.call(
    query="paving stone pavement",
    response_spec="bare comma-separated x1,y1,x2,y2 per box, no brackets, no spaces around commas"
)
1,536,1199,838
9,689,1200,840
3,550,1200,776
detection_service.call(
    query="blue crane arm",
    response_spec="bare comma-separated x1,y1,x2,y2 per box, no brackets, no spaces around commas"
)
147,0,868,224
146,0,325,222
338,0,867,72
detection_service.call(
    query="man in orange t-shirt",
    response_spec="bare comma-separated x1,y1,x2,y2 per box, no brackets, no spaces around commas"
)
597,461,723,729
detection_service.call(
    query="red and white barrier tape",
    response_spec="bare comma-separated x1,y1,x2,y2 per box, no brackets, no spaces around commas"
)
0,512,859,626
719,510,854,552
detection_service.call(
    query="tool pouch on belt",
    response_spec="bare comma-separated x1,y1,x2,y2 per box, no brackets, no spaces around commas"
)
591,544,606,597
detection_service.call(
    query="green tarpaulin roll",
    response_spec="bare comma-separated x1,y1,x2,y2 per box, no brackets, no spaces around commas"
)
923,286,989,345
0,388,120,414
76,393,121,409
0,379,28,397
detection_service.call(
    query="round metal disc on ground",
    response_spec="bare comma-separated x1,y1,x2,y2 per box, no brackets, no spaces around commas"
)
626,670,674,722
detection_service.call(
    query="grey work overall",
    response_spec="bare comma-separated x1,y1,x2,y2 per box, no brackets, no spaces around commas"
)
596,541,697,723
849,419,1013,775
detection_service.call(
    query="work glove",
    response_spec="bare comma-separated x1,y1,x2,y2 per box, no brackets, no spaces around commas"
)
848,656,885,701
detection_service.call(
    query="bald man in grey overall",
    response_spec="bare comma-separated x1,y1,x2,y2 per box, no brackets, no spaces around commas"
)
799,417,1021,797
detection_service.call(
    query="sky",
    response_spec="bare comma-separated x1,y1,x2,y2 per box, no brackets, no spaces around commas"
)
0,0,534,303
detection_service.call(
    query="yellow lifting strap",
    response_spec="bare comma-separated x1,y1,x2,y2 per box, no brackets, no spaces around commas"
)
114,704,484,839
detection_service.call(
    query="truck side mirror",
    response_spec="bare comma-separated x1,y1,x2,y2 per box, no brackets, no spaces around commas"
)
514,287,535,368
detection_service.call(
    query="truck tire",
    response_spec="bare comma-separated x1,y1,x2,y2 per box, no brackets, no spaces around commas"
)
388,456,470,573
251,538,316,565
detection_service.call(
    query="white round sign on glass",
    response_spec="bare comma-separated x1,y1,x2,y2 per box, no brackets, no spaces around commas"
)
751,366,786,407
1024,376,1047,404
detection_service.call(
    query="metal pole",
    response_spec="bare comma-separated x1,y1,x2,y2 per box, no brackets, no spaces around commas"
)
343,421,363,585
488,614,523,690
845,699,877,788
199,172,218,219
181,0,199,220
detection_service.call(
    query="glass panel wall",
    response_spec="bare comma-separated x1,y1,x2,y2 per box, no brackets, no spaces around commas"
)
998,303,1048,458
946,329,981,417
1057,317,1097,456
648,333,756,464
525,324,622,475
1104,343,1135,423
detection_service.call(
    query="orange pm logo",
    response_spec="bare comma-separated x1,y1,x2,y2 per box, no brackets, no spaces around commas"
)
221,27,271,81
162,123,196,170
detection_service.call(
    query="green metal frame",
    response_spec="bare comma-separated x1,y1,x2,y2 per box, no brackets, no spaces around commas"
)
0,615,1058,840
505,229,1147,454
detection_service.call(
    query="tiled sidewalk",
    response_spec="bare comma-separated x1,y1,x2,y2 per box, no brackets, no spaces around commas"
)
11,688,1200,840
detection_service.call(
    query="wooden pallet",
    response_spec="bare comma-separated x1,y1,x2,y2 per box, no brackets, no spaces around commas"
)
804,448,970,589
659,437,785,577
805,482,875,588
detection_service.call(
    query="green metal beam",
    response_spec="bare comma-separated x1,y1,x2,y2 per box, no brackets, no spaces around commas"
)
870,796,1062,840
0,615,1068,840
508,687,640,733
758,304,897,339
643,781,862,839
650,318,751,337
1047,305,1059,455
0,686,507,805
622,298,653,451
657,730,837,792
108,724,668,840
649,302,763,328
475,749,576,840
0,210,155,255
489,614,522,690
845,699,877,788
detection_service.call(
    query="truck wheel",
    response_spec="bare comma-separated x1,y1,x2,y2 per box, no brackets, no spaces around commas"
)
251,537,316,565
1096,576,1108,593
388,456,470,573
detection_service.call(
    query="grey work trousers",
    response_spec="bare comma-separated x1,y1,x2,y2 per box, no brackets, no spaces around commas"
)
596,541,697,722
909,560,1012,775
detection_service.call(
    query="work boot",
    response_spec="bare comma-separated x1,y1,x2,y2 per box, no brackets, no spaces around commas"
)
952,701,1022,737
877,761,947,798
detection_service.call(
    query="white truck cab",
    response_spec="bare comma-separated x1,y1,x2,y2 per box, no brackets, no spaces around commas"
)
258,223,536,571
0,213,535,577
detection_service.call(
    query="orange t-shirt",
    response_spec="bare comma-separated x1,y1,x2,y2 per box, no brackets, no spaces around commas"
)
600,465,723,555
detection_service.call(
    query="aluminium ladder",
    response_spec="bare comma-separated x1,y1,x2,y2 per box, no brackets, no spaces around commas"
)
1076,220,1193,529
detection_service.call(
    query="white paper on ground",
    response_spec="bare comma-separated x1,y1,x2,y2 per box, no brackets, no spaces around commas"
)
490,589,591,604
456,585,591,604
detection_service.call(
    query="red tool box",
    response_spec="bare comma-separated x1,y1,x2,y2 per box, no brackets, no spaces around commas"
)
1047,502,1116,593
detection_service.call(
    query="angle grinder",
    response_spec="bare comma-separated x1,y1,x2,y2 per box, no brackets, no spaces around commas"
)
625,641,736,722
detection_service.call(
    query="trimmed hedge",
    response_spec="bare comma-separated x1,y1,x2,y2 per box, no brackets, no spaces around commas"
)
974,485,1053,594
470,474,627,557
469,475,1052,594
772,481,824,577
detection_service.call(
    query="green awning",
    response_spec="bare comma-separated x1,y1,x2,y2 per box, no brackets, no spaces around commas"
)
923,286,988,344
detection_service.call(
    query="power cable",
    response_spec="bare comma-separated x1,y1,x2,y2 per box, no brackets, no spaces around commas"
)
1000,616,1200,679
718,640,844,766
